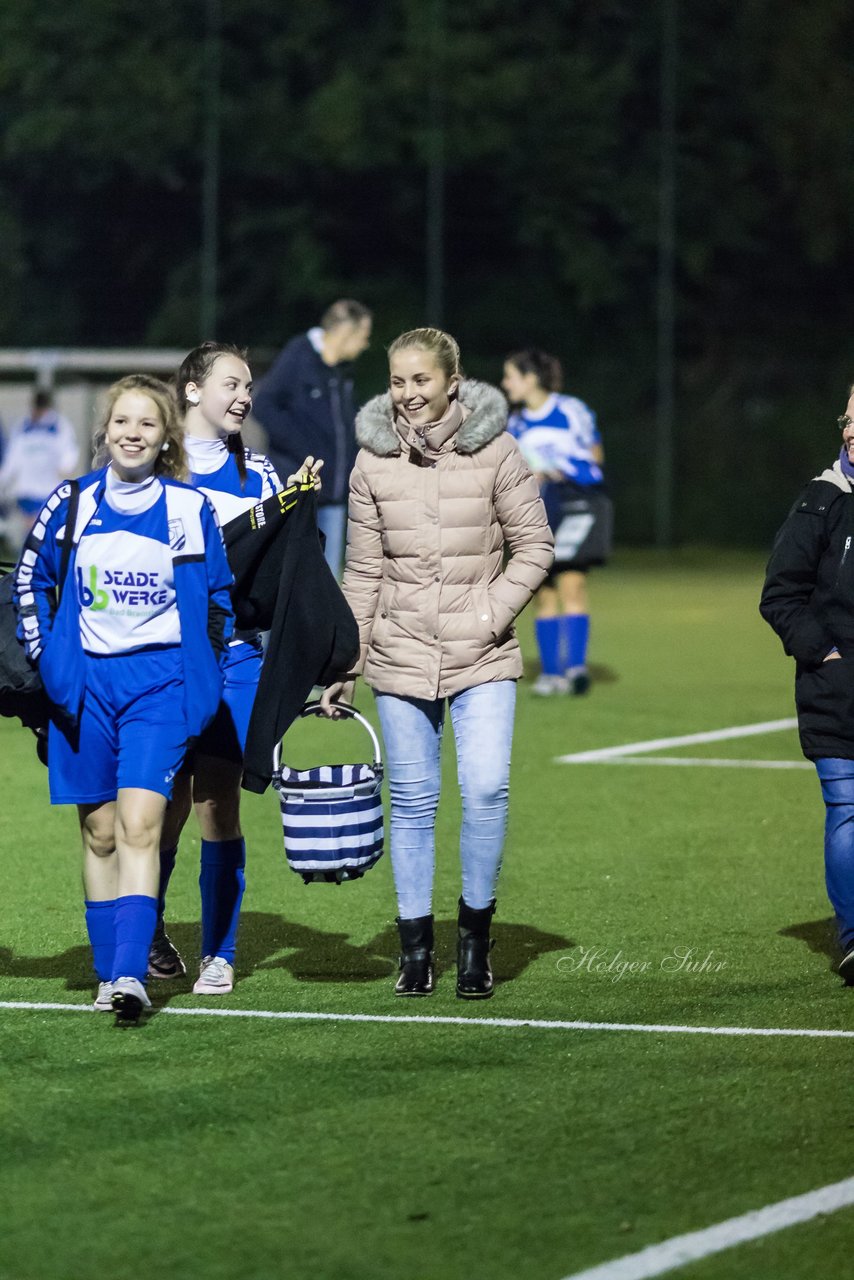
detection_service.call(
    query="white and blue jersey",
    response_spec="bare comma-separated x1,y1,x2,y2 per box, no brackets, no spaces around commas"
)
507,394,604,489
76,472,180,655
0,408,80,507
184,436,281,526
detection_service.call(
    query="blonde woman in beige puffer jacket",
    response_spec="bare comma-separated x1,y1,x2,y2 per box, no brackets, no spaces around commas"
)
321,328,553,1000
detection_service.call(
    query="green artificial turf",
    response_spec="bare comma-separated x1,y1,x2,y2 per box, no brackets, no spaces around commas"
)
1,549,851,1280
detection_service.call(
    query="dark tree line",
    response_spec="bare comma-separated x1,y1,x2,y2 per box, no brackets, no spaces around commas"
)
2,0,853,542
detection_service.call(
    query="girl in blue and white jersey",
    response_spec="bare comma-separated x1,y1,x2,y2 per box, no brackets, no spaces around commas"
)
153,342,321,997
502,349,612,696
14,375,234,1021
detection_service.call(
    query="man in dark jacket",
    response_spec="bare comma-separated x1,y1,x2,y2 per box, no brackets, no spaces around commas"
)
252,300,372,577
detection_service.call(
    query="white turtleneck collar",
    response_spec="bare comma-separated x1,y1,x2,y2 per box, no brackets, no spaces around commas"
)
184,433,230,474
105,466,163,514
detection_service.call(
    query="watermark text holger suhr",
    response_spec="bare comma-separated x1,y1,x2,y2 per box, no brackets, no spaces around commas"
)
556,946,728,984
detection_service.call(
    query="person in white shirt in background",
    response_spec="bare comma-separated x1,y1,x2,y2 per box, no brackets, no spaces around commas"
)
0,390,80,551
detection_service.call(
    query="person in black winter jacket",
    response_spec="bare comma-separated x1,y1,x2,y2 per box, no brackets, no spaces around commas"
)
760,387,854,984
252,300,372,578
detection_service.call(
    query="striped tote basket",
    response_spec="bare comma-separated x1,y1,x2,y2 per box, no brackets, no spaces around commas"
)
272,703,384,884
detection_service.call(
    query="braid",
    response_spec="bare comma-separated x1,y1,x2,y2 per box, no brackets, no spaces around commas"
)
226,429,248,487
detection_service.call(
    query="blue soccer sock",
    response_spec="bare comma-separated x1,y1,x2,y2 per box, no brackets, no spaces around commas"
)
111,895,158,983
199,838,246,963
84,899,116,982
535,617,562,676
157,845,178,923
561,613,590,672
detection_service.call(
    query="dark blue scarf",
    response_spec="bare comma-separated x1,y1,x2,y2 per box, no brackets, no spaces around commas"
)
839,446,854,480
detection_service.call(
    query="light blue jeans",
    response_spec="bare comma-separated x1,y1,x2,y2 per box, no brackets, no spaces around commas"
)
318,503,347,580
815,758,854,952
374,681,517,918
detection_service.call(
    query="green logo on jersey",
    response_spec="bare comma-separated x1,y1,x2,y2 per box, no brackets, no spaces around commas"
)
78,565,109,610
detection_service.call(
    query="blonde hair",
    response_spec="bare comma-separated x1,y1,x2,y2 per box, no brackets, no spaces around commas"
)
387,328,462,382
93,374,188,481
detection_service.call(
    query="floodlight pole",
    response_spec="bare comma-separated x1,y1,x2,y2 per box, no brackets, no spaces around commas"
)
655,0,677,547
425,0,446,327
200,0,221,339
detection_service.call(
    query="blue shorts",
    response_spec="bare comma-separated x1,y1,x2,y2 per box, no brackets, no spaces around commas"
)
48,648,189,806
194,638,262,763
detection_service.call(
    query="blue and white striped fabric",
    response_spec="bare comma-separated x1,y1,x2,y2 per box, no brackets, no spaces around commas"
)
274,762,384,884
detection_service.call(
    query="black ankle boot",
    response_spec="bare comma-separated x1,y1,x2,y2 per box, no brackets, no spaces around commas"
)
394,914,435,996
456,897,496,999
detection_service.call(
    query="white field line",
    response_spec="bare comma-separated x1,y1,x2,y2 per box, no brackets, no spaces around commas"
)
588,757,812,770
1,1001,854,1039
560,1173,854,1280
1,1008,849,1278
555,718,799,765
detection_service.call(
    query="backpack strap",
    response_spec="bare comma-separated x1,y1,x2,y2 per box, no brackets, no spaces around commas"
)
57,479,80,604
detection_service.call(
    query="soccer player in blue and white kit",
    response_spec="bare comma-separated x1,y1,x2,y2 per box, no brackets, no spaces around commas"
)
503,349,612,695
152,342,322,996
15,375,234,1022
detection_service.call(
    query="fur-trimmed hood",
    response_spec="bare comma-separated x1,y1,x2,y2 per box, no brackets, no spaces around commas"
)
815,459,854,494
355,378,508,457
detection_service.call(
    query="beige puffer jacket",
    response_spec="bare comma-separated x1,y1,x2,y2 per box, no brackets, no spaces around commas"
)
342,379,554,699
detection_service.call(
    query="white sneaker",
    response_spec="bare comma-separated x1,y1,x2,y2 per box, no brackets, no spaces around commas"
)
93,981,114,1012
531,673,569,696
111,976,152,1022
193,955,234,995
